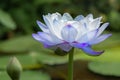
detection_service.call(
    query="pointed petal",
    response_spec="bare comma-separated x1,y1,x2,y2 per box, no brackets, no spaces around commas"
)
86,14,93,21
77,29,98,43
43,15,52,29
61,25,78,42
32,32,54,45
36,20,49,33
72,43,89,48
96,23,109,37
89,17,102,30
87,29,98,40
58,43,72,52
74,15,84,21
89,34,112,45
81,46,104,56
32,33,43,41
62,13,73,21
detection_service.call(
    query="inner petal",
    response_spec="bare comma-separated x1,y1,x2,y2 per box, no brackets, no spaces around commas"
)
61,24,78,42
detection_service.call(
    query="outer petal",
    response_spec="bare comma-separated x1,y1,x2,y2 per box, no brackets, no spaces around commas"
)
43,15,53,28
85,14,93,21
62,13,73,21
72,43,89,48
58,43,72,52
81,46,104,56
76,29,98,43
61,24,78,42
96,23,109,37
89,17,102,30
72,43,103,55
89,34,112,45
37,20,49,33
32,33,54,45
43,15,62,39
74,15,84,21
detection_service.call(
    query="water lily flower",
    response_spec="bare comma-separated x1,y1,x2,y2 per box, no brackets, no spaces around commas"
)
32,12,111,56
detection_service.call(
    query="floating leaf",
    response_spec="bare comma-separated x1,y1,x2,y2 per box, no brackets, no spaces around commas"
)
0,54,41,70
88,61,120,76
21,71,51,80
0,35,43,53
0,71,51,80
0,71,11,80
0,9,16,30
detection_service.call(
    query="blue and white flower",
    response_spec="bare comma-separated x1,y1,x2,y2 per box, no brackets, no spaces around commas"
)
32,12,111,55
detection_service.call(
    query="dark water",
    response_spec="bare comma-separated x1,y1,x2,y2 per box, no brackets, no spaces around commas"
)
46,60,120,80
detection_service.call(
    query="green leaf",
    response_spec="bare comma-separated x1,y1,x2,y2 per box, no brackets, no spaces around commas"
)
0,71,51,80
0,71,11,80
21,71,51,80
0,35,43,52
0,9,16,30
88,61,120,76
0,54,41,70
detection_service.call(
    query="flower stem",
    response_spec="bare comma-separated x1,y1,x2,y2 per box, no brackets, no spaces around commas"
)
68,48,74,80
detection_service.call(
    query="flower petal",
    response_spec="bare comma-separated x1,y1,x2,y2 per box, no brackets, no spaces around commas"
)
89,17,102,30
74,15,84,21
61,24,78,42
72,43,89,48
37,20,49,33
58,43,72,52
81,46,104,56
96,23,109,37
43,15,52,28
72,43,103,55
62,13,73,21
89,34,112,45
85,14,93,21
43,15,61,39
76,29,98,43
32,32,54,45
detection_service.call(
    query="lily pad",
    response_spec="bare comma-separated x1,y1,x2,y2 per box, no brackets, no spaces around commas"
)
0,54,41,70
0,71,11,80
0,35,45,53
88,61,120,77
31,49,82,65
21,71,51,80
0,71,51,80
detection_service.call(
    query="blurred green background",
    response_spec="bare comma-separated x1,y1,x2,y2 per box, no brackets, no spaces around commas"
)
0,0,120,80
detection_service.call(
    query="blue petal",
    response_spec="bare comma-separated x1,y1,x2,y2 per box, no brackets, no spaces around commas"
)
43,44,57,50
74,15,84,21
61,24,77,42
72,43,89,48
89,34,112,45
58,43,72,52
37,20,49,33
81,46,104,56
32,32,54,45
